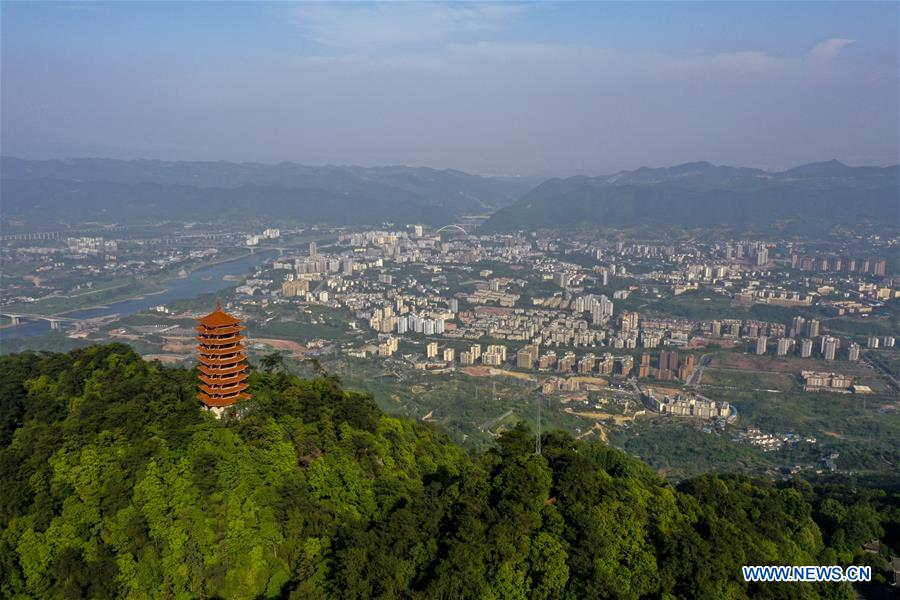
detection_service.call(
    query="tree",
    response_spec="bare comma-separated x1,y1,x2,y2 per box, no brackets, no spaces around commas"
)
0,344,896,599
260,352,287,374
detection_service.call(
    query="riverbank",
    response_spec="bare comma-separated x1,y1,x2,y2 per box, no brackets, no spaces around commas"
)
3,249,254,318
2,250,275,341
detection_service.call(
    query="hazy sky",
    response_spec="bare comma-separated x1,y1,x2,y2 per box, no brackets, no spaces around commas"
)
2,1,898,176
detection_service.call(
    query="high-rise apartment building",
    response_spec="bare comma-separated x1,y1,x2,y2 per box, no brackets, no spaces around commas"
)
486,345,507,362
776,337,792,356
790,316,806,338
619,310,639,334
800,338,813,358
558,352,577,373
639,353,651,378
539,351,557,369
282,279,309,298
677,354,697,380
806,320,820,338
578,354,596,374
658,350,680,379
516,344,539,369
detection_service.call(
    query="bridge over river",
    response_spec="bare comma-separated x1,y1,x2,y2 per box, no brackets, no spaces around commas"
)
1,312,119,330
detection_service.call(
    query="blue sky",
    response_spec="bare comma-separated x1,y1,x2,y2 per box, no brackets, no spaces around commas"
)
2,1,898,175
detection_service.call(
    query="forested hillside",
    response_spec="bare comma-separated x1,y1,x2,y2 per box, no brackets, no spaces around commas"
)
481,161,899,232
1,345,897,599
0,157,528,227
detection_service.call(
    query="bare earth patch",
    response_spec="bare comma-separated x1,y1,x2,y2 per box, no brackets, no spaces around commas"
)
162,338,194,352
461,366,536,381
249,338,309,356
687,337,738,349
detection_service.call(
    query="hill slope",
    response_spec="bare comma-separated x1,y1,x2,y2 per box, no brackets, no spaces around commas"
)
0,157,530,226
481,161,899,232
2,344,896,598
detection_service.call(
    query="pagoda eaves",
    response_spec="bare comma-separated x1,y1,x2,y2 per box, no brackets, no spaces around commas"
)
196,302,250,416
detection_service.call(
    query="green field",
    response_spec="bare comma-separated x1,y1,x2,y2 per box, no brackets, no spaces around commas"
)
650,292,736,320
610,385,900,480
720,388,899,469
867,349,900,377
608,419,770,480
823,314,899,338
331,359,586,452
641,290,849,324
250,305,355,343
701,368,797,391
3,279,165,316
3,249,251,316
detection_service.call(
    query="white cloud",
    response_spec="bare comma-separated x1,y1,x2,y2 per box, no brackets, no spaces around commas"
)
808,38,855,63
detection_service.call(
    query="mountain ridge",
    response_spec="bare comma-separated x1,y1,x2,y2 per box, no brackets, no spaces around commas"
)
0,156,530,227
3,156,897,230
482,159,899,232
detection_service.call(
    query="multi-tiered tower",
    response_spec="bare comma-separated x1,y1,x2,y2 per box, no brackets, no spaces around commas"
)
196,302,250,415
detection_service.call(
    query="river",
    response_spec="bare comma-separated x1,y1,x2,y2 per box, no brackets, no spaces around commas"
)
1,250,275,340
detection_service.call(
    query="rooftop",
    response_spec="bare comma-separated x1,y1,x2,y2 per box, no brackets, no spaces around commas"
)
198,301,241,328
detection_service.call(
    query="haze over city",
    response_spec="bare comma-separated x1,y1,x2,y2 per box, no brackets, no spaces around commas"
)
2,1,898,175
2,2,900,598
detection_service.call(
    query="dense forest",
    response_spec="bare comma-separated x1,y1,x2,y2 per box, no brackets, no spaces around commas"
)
1,344,898,599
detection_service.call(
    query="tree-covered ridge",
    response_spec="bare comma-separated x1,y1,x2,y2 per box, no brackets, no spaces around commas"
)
481,162,899,233
0,345,897,599
0,157,529,227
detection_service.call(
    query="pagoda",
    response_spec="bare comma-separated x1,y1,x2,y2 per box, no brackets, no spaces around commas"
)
196,301,250,415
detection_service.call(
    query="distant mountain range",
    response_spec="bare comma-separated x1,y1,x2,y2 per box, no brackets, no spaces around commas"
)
0,157,530,227
2,157,897,230
481,160,899,232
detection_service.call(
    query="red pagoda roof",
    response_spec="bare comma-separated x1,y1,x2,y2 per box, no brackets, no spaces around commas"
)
197,334,245,346
199,381,249,396
198,391,251,407
199,353,248,366
198,301,241,328
199,373,248,388
198,363,247,377
196,324,243,335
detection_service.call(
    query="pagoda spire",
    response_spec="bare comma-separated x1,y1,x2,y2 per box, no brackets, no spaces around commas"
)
196,302,250,417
